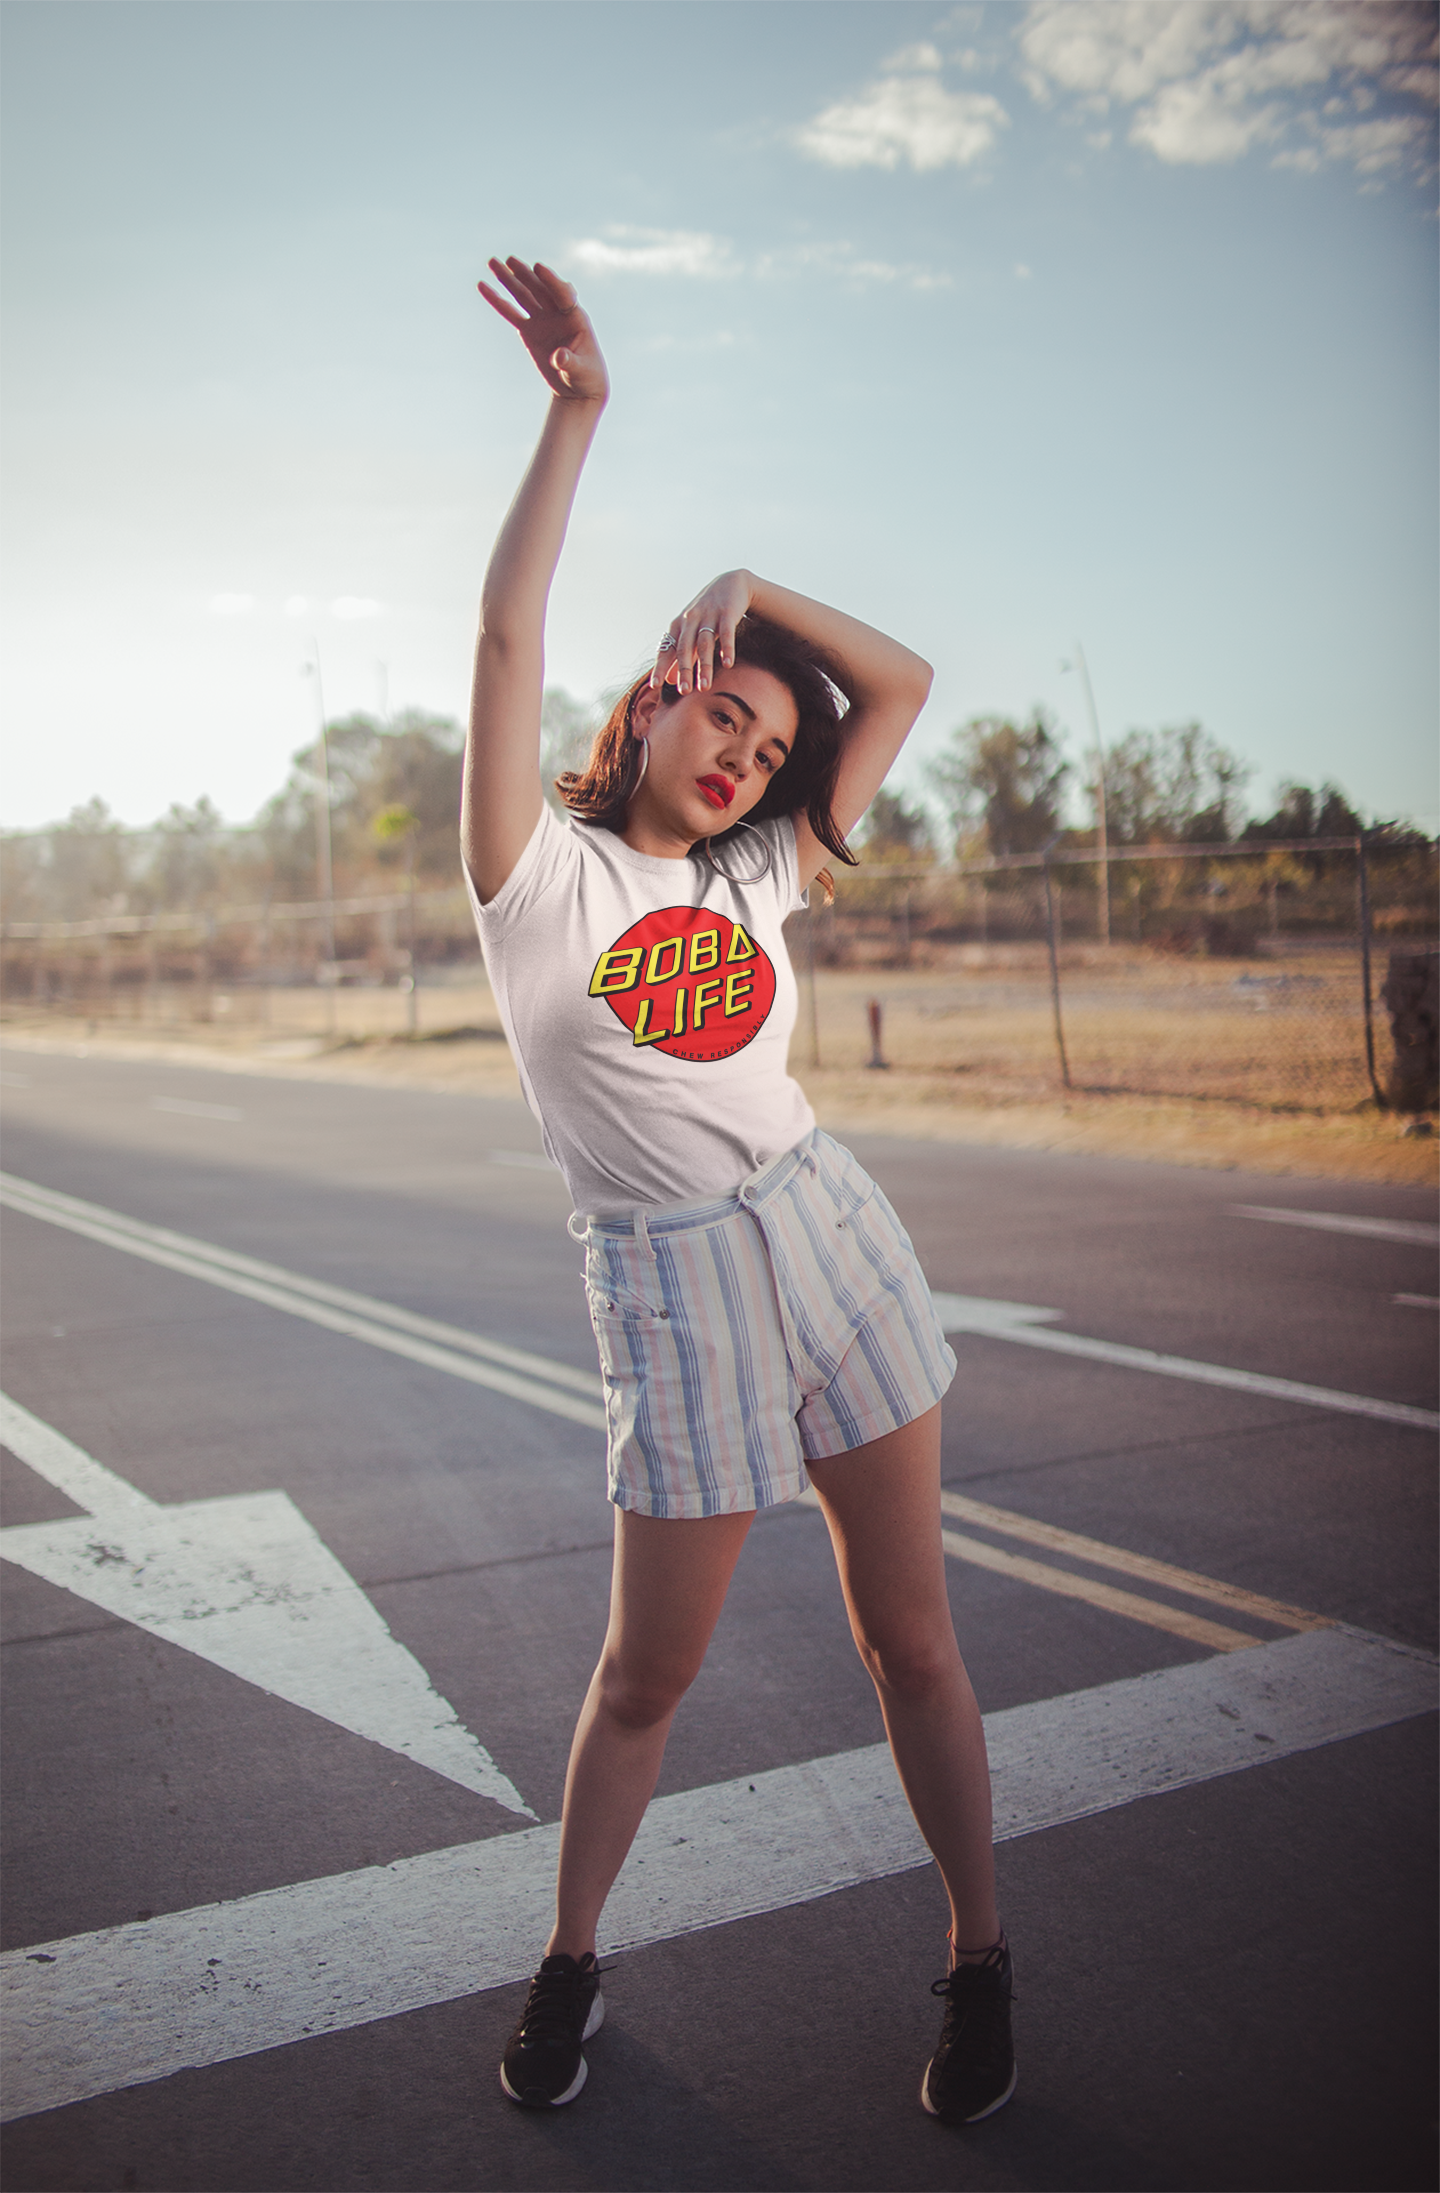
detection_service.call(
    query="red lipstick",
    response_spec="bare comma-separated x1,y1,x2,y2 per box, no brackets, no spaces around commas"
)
697,775,734,810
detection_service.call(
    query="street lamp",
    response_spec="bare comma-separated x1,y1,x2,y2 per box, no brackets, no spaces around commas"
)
1062,642,1111,946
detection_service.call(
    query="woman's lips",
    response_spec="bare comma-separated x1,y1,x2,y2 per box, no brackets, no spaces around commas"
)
697,776,734,810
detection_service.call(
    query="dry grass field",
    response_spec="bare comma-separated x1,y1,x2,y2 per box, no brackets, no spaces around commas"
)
5,950,1434,1187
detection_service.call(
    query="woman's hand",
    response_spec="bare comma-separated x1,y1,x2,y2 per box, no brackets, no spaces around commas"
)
650,569,754,694
478,257,609,406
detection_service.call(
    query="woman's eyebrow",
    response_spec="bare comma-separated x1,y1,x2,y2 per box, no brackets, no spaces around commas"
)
715,689,757,722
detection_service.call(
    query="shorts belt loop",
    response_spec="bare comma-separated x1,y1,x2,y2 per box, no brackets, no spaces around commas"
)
634,1210,657,1261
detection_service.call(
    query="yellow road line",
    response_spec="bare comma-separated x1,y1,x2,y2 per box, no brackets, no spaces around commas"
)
938,1490,1330,1633
938,1529,1261,1653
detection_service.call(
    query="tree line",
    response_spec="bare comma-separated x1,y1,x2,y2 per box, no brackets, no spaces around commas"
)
0,693,1418,928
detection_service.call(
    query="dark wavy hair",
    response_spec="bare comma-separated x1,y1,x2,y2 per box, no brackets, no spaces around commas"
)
555,614,859,879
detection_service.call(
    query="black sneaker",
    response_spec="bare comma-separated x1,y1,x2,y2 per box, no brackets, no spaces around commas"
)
500,1952,605,2108
921,1938,1016,2124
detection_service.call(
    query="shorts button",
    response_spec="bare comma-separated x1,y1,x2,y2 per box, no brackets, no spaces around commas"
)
658,1308,670,1319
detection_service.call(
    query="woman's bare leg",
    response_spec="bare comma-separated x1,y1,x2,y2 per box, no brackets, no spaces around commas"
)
548,1506,754,1959
806,1407,999,1956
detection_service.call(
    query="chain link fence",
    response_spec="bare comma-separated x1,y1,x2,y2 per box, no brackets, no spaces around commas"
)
793,836,1437,1112
3,837,1436,1113
0,885,482,1042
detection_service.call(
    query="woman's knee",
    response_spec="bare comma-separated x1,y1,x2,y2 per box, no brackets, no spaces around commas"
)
853,1624,960,1704
596,1648,697,1731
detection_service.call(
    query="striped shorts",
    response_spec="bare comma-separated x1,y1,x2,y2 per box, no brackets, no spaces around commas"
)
578,1129,956,1519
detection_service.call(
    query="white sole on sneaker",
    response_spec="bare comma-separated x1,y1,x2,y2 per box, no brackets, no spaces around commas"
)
920,2054,1017,2123
499,1991,605,2108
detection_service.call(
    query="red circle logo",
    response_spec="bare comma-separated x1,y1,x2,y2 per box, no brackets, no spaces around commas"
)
588,907,776,1063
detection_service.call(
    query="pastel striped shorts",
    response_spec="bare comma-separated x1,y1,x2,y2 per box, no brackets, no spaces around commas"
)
577,1129,956,1519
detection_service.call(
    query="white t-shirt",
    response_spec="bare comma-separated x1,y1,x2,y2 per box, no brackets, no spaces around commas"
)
466,806,816,1216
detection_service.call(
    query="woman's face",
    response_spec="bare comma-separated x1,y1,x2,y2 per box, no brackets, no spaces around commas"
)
629,664,799,848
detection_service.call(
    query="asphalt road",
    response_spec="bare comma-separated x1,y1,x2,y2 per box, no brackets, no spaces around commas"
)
1,1044,1435,2193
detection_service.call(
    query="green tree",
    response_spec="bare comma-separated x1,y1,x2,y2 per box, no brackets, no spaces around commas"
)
1099,725,1249,844
539,686,595,812
859,787,933,863
1241,780,1363,843
44,798,132,919
140,796,227,910
930,711,1069,857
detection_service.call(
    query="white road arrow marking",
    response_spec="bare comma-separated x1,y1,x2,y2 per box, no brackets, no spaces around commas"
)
930,1293,1439,1432
0,1394,534,1821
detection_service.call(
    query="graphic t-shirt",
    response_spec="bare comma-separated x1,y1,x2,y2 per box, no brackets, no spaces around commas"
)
466,806,816,1215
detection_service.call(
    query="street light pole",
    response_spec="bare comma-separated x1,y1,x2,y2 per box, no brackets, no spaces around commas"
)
1070,640,1111,946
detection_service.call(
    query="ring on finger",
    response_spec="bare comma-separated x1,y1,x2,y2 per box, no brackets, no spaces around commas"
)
657,634,676,650
697,626,716,637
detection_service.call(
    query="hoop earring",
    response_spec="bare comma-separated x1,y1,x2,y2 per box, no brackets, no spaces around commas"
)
703,820,772,885
631,735,649,789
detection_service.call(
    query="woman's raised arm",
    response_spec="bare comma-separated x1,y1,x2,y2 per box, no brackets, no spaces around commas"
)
462,259,609,904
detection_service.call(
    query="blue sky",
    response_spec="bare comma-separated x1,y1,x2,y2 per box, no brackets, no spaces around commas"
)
2,0,1436,835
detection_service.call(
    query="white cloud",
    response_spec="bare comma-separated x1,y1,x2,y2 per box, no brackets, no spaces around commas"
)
1018,0,1437,179
1014,261,1034,279
208,593,256,616
797,69,1010,171
569,228,740,279
571,228,949,293
330,597,380,621
1301,109,1431,171
762,240,953,289
882,41,945,73
283,595,309,618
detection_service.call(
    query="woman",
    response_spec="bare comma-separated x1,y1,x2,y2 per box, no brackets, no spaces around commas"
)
464,256,1014,2127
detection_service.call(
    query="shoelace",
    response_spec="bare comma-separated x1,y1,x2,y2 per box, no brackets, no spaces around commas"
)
516,1958,602,2048
931,1939,1008,2001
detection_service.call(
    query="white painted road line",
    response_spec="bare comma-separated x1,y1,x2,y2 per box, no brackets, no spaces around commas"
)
5,1174,1433,1438
1234,1204,1439,1248
931,1294,1439,1433
0,1394,535,1818
3,1624,1432,2124
0,1172,606,1432
149,1096,244,1122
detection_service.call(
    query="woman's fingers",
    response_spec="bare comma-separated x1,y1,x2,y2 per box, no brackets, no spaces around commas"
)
477,277,528,329
649,625,681,690
532,261,578,309
487,257,539,311
694,620,718,693
486,256,561,322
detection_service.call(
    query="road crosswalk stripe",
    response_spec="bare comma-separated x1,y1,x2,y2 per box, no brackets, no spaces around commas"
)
2,1624,1432,2124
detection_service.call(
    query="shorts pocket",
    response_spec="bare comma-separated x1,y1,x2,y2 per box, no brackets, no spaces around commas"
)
814,1135,880,1230
584,1281,671,1379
